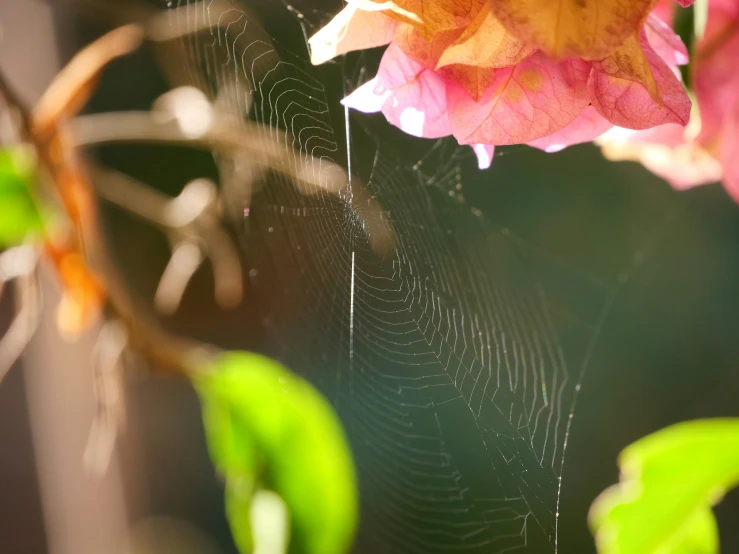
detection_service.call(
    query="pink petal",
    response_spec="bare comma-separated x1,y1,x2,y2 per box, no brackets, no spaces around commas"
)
694,2,739,145
717,106,739,203
589,30,691,130
341,78,388,113
528,106,613,152
706,0,739,15
381,69,453,138
471,144,495,169
652,0,675,24
373,42,425,92
343,43,452,139
674,0,695,6
448,52,591,145
645,14,689,67
696,1,739,203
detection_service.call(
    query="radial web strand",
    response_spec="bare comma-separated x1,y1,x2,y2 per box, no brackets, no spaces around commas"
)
167,1,646,552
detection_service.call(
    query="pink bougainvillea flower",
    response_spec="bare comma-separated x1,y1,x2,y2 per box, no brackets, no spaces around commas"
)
599,0,739,203
310,0,693,169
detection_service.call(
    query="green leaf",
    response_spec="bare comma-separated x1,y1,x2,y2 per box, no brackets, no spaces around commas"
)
195,351,359,554
590,419,739,554
0,147,44,247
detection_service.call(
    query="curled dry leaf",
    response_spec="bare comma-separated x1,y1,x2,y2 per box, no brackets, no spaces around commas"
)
393,22,464,70
588,30,691,130
308,3,397,65
489,0,656,60
356,0,486,38
32,24,144,138
434,6,535,100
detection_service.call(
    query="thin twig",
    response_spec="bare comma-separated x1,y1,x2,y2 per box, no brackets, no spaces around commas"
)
0,272,42,386
0,247,42,386
71,108,397,255
70,110,351,196
65,0,397,256
84,319,129,476
155,242,205,315
90,165,244,310
32,25,144,139
68,0,238,42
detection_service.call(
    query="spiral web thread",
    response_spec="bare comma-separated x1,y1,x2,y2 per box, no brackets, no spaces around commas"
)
169,1,640,552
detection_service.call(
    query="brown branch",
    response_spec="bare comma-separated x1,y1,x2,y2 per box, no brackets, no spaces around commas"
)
68,0,238,42
70,109,352,196
70,108,397,255
90,165,244,311
0,31,216,377
0,4,396,385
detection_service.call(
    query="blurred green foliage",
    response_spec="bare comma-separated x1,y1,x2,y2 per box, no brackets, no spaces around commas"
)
195,351,358,554
590,419,739,554
0,147,43,247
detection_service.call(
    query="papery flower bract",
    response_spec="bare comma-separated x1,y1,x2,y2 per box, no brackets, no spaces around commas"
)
341,42,453,138
308,2,398,65
341,42,495,167
588,25,690,130
644,13,690,66
311,0,693,169
600,0,739,203
529,106,614,153
598,114,724,190
490,0,658,59
652,0,678,25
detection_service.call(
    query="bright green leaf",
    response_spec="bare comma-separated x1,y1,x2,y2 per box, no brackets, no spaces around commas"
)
0,147,44,247
658,505,718,554
226,479,257,554
195,351,358,554
590,419,739,554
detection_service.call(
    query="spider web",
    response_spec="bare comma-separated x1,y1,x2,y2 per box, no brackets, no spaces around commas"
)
168,1,640,552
